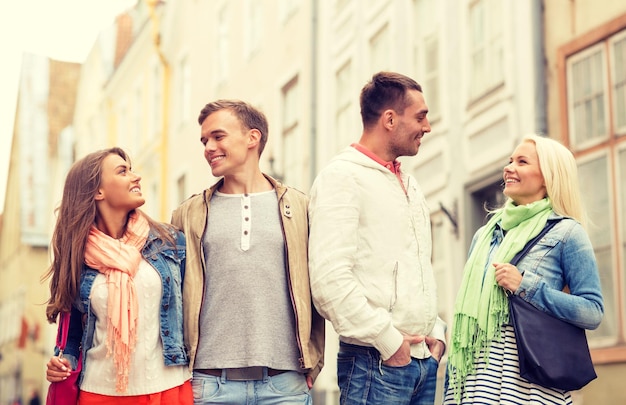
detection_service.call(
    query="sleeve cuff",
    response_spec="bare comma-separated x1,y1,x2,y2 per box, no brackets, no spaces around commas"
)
373,324,403,361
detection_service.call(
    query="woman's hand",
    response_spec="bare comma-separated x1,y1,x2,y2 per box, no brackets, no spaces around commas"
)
46,356,72,382
493,262,523,293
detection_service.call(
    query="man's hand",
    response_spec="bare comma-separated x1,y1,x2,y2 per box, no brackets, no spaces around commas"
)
382,334,425,367
425,336,445,362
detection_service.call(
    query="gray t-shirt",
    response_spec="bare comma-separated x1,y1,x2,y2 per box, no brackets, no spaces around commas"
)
194,190,301,371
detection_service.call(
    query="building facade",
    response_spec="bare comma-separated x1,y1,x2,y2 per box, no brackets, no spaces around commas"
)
544,1,626,403
2,0,625,403
0,54,79,405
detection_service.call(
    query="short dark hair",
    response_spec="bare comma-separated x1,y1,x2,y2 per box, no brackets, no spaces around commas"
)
360,71,423,129
198,99,269,156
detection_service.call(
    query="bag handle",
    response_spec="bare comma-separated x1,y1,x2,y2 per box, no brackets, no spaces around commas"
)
504,220,559,297
56,312,71,355
509,220,558,266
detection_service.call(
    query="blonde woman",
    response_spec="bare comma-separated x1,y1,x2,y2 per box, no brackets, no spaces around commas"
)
444,134,604,404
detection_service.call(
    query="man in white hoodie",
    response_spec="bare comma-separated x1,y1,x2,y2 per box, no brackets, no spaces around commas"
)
308,71,446,405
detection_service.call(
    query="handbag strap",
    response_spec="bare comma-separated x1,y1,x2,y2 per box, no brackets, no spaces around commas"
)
509,220,559,266
56,311,71,352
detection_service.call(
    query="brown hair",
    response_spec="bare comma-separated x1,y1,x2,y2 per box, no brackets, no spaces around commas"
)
198,99,269,156
360,71,423,130
42,147,175,323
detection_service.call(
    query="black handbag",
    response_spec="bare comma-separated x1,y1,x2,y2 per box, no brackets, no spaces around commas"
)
507,220,597,391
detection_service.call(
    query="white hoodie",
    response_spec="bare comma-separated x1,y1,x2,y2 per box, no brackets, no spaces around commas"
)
308,146,446,360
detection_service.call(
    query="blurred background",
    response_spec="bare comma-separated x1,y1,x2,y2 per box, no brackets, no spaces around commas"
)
1,0,625,404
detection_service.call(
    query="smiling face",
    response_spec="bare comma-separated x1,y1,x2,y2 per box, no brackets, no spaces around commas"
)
200,108,259,178
95,153,144,214
503,140,547,205
388,90,431,159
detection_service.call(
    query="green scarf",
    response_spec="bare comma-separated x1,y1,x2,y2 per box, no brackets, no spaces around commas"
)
447,198,552,401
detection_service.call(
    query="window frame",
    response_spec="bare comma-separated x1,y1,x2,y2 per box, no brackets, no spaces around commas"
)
609,29,626,136
467,0,504,100
558,14,626,364
566,43,611,151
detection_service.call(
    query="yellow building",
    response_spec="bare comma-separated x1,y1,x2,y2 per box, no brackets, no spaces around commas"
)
0,54,79,405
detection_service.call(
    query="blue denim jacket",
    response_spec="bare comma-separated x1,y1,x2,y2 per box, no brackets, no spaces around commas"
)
474,212,604,330
60,226,188,380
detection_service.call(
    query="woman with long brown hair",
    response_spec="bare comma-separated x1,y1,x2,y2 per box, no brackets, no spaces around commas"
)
43,147,192,404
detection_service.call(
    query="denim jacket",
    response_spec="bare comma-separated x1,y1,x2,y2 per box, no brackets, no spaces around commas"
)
59,226,188,382
475,212,604,331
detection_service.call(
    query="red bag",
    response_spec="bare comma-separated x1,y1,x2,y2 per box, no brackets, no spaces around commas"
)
46,312,81,405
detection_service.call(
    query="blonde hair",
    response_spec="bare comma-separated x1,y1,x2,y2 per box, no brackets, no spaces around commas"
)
521,134,587,227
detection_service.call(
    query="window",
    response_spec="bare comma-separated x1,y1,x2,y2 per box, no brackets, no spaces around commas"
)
279,0,300,22
281,77,302,188
116,100,129,151
149,63,161,139
423,35,440,121
578,155,616,343
244,0,262,59
413,0,440,122
468,0,504,99
335,0,350,14
18,56,50,246
217,5,230,83
562,22,626,353
567,45,608,149
610,32,626,134
369,24,390,73
177,55,191,127
133,84,142,154
335,61,355,152
619,148,626,313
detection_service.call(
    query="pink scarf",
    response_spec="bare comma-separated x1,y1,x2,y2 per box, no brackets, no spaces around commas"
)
84,211,149,393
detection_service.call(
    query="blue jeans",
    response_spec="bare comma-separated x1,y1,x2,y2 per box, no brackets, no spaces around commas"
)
337,342,439,405
191,369,311,404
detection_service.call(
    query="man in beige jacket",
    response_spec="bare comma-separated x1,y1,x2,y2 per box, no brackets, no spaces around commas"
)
171,99,324,404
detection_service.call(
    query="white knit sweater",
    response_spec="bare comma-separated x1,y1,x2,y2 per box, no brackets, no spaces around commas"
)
79,260,190,396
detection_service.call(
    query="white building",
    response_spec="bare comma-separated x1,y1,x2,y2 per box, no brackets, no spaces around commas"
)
46,0,626,403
